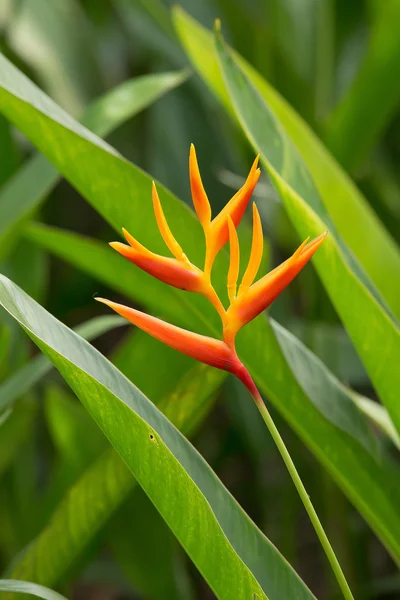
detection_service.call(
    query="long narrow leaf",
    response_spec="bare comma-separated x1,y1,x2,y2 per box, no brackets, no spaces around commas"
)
172,7,400,321
0,52,399,563
0,580,67,600
0,69,188,261
0,315,124,413
214,28,400,439
0,274,315,600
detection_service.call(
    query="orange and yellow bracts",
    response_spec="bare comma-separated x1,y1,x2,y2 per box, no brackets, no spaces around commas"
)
96,145,326,397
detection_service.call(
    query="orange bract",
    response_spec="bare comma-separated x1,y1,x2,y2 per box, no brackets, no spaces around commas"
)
100,145,327,395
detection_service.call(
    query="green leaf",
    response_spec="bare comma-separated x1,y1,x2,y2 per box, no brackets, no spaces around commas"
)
81,70,189,138
0,68,188,261
7,0,101,115
270,320,376,455
0,580,67,600
10,341,224,591
1,50,400,565
0,114,18,187
172,6,400,321
0,275,315,600
10,448,134,591
214,28,400,438
109,489,194,600
325,0,400,170
0,315,125,413
352,394,400,451
0,400,37,480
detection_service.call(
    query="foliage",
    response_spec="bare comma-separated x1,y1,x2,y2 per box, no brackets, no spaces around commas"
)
0,2,399,599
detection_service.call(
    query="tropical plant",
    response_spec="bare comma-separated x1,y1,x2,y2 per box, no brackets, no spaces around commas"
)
0,2,399,599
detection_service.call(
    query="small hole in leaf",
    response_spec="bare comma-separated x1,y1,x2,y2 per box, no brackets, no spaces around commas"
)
149,433,156,442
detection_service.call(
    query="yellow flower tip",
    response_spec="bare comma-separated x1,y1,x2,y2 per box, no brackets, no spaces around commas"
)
227,230,327,335
94,296,111,306
297,231,327,261
109,240,136,259
121,227,138,247
227,216,240,303
189,144,212,228
238,202,264,295
152,180,185,261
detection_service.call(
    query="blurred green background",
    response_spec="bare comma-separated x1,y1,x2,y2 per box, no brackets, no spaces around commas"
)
0,0,399,598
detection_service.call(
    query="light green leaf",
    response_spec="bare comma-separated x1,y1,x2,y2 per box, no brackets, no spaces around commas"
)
0,274,316,600
0,580,67,600
214,28,400,438
1,51,399,565
0,69,188,261
172,6,400,321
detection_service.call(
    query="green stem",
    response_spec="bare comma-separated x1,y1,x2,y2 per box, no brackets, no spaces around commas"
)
253,391,354,600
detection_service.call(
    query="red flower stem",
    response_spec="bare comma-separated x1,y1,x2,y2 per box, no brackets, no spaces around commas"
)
240,370,355,600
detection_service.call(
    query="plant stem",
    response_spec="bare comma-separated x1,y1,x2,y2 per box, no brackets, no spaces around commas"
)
252,389,354,600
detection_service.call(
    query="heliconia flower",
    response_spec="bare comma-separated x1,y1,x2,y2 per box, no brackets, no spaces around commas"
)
189,144,261,277
99,145,327,397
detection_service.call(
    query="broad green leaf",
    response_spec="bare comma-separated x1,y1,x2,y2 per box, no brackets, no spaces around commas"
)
0,275,316,600
1,52,400,565
172,7,400,321
0,580,67,600
0,69,188,261
45,385,108,474
325,0,400,171
0,315,124,413
214,29,400,438
12,347,223,591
